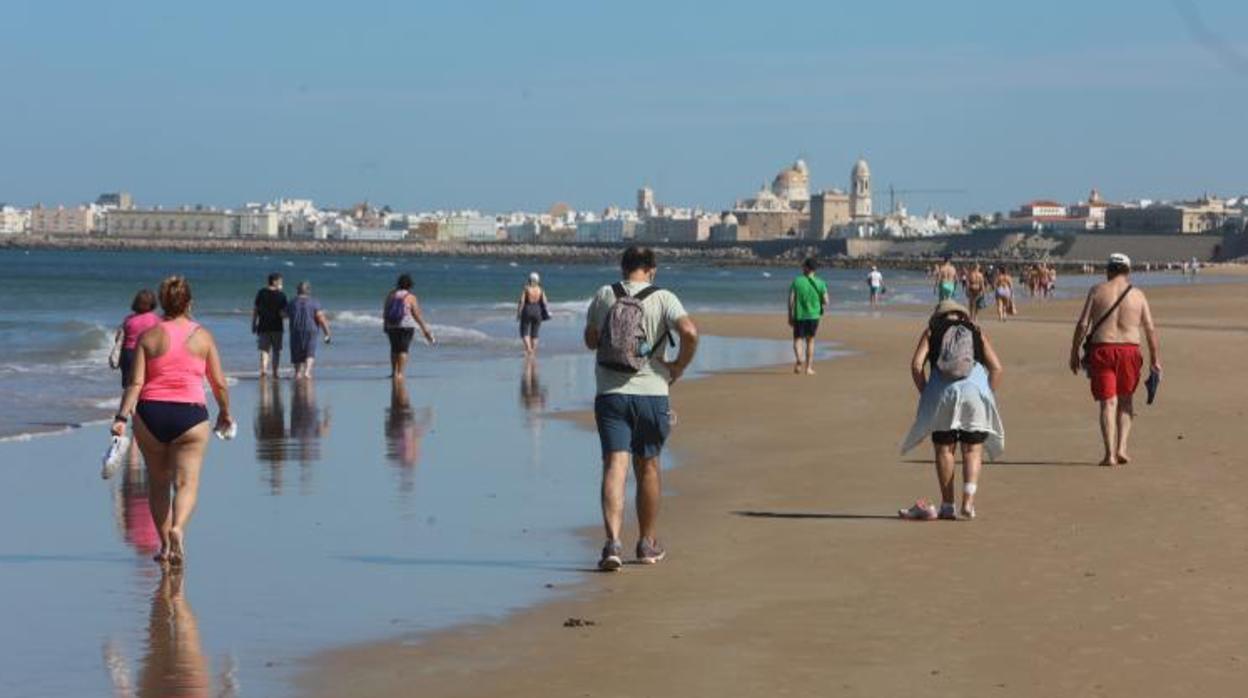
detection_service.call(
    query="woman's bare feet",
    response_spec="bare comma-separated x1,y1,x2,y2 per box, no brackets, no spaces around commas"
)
1116,452,1132,465
1099,455,1119,467
167,528,185,567
153,548,168,564
793,362,802,374
805,367,816,376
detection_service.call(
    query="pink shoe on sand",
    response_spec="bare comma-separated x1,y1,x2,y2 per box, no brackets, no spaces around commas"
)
898,499,938,520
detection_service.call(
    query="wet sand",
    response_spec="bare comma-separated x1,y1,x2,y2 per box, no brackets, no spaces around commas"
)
300,282,1248,697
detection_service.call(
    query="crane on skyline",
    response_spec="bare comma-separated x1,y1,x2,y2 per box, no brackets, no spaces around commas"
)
887,185,967,214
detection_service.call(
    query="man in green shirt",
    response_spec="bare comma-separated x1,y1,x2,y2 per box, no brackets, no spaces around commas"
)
788,257,829,375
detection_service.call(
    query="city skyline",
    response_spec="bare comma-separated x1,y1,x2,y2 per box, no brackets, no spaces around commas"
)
4,0,1247,213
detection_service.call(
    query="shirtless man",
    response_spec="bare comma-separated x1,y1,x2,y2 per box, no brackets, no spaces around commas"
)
934,257,958,301
1069,253,1161,466
965,263,987,321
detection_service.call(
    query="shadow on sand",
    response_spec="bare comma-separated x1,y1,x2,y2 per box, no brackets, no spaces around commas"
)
732,510,897,521
900,459,1101,467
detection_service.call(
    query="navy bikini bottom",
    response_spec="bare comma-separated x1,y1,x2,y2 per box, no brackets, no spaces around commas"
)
136,400,209,444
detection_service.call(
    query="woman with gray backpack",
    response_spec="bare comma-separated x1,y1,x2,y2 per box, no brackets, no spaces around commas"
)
899,299,1004,521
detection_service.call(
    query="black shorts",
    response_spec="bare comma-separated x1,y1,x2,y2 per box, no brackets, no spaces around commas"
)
519,316,542,339
386,327,415,354
793,319,819,339
931,430,989,446
119,347,137,389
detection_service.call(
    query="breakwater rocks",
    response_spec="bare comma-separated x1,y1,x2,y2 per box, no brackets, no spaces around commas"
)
3,231,1244,270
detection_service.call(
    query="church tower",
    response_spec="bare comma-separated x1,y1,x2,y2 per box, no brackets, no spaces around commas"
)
850,158,872,220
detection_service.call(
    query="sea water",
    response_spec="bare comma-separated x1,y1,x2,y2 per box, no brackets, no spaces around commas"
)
0,249,1223,695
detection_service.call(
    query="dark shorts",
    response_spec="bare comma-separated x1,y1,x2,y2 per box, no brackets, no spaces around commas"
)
519,316,542,339
290,330,318,364
386,327,415,354
931,430,989,446
793,319,820,339
257,331,283,353
136,400,209,444
594,393,671,459
119,347,136,388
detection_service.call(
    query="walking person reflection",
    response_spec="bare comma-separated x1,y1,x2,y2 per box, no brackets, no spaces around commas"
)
135,569,238,698
385,377,432,494
254,377,288,494
116,446,160,559
290,379,330,492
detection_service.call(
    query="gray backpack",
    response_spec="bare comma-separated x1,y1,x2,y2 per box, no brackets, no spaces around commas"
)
936,324,976,379
597,283,671,374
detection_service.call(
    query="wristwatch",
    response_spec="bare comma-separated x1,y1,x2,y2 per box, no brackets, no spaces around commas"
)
113,413,128,423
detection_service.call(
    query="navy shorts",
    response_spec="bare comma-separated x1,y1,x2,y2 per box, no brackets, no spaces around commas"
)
594,393,671,459
793,319,819,339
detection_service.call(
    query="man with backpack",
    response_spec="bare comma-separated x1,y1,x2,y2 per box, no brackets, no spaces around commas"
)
788,257,830,375
1069,253,1161,466
584,246,699,571
383,273,436,378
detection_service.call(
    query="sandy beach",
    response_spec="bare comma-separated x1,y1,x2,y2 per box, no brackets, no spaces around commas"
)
300,281,1248,697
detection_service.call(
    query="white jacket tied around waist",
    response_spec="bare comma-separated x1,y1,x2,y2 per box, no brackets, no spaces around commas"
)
901,362,1005,460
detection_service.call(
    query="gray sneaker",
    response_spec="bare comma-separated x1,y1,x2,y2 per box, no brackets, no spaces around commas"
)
635,538,666,564
598,540,623,571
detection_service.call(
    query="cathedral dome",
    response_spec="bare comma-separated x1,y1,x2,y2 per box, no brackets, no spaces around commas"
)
721,212,739,225
852,158,870,178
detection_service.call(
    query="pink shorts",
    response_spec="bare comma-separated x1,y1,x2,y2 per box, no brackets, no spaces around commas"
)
1087,343,1143,401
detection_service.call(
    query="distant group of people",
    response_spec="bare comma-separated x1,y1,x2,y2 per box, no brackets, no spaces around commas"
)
927,257,1055,323
105,244,1162,571
251,273,334,379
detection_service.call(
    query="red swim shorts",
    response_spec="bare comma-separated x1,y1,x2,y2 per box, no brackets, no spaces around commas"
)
1087,343,1143,401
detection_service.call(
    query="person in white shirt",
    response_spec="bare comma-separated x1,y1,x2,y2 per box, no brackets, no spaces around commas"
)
867,266,885,308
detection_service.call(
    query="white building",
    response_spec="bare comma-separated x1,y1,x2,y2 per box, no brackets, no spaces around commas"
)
232,209,280,238
0,206,30,234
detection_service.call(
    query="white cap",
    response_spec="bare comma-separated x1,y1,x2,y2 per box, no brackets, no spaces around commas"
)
1108,253,1131,268
528,272,541,284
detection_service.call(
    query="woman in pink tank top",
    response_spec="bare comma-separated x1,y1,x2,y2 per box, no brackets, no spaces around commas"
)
114,288,160,390
113,276,231,567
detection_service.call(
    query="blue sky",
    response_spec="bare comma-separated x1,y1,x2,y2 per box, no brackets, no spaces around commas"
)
3,0,1246,214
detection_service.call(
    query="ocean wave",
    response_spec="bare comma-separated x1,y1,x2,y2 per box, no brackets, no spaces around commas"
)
330,310,382,327
0,322,114,374
325,312,512,347
488,298,589,317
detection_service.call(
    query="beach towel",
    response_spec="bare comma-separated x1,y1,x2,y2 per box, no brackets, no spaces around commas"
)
901,363,1005,460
